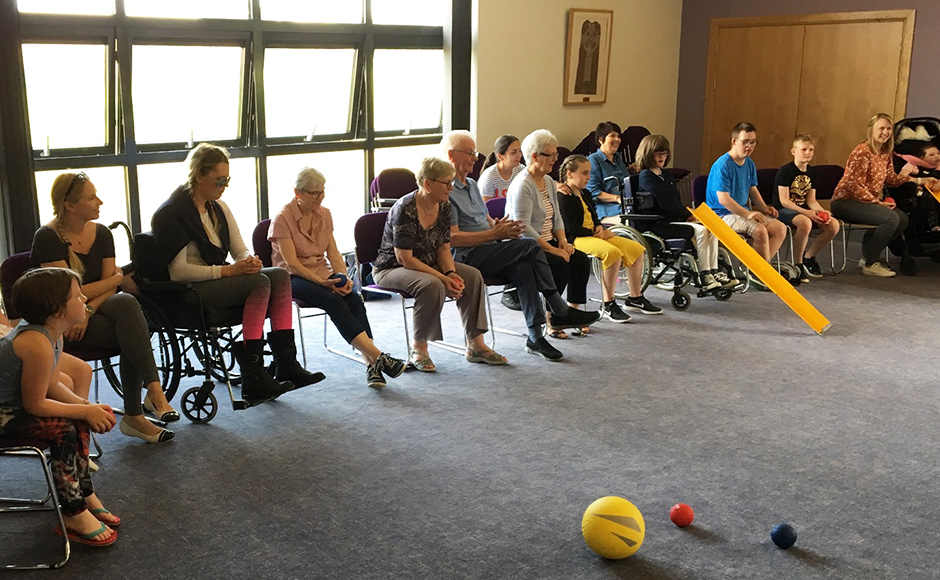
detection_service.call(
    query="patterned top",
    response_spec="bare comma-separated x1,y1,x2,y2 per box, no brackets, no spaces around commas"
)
374,192,452,273
478,164,525,200
538,182,555,241
833,143,910,203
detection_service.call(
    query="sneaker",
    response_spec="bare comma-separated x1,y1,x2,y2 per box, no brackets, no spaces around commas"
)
746,273,771,292
525,337,564,361
700,272,721,291
797,264,811,283
861,262,896,277
858,258,866,268
803,256,823,278
367,364,386,388
376,352,406,378
601,301,631,323
623,295,663,315
714,270,741,288
500,289,522,311
549,308,601,329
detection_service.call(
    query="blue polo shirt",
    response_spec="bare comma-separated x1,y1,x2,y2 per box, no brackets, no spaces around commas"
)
705,153,757,217
449,177,490,233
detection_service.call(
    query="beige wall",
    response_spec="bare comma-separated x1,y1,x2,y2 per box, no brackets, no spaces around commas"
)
472,0,683,155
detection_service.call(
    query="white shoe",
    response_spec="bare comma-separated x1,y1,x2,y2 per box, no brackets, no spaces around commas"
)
861,262,896,277
858,258,866,268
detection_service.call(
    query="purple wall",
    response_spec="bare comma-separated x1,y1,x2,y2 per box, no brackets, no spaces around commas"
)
674,0,940,173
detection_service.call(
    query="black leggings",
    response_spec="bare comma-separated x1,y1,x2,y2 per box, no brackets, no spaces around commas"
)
545,242,591,305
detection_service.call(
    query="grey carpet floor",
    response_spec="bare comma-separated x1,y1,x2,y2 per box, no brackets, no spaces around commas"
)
3,248,940,579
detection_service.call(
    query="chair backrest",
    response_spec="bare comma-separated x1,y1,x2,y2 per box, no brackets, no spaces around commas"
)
813,164,845,200
252,219,273,267
468,153,485,181
353,211,389,267
0,252,32,320
691,175,708,208
572,131,598,156
755,168,778,206
371,168,418,210
620,125,652,164
485,197,506,219
133,232,171,283
550,146,573,181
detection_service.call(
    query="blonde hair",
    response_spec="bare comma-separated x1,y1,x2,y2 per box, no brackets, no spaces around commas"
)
792,134,815,147
416,157,455,190
866,113,894,155
50,172,89,275
634,134,672,172
185,143,230,193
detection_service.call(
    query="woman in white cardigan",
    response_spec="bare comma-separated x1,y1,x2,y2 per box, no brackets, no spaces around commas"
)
506,130,591,339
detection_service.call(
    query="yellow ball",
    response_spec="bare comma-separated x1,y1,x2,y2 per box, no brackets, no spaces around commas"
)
581,496,646,559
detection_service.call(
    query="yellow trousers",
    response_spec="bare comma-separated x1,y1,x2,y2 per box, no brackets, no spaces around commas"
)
573,235,644,270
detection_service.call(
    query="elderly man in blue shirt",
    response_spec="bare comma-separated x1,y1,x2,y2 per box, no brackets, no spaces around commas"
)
443,130,599,362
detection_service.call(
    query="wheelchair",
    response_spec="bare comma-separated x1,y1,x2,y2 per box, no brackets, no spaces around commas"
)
591,180,739,311
131,231,252,424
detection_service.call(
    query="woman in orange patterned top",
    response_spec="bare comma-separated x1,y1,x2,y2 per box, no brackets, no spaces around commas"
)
831,113,938,277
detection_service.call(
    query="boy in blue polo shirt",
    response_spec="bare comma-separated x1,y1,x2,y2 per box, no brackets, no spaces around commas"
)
705,122,788,288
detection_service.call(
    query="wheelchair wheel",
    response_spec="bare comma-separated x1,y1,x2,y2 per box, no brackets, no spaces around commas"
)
191,329,240,384
899,255,918,276
181,386,218,423
103,294,182,403
590,225,652,299
671,291,691,311
714,288,733,301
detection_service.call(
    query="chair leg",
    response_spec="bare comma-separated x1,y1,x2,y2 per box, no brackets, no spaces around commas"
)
294,302,307,368
322,311,366,365
0,447,70,570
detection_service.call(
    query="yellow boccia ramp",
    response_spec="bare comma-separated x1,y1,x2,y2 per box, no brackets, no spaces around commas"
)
581,496,646,559
690,204,831,335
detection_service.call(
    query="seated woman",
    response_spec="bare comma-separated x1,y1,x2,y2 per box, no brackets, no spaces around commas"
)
151,143,323,406
269,167,406,389
634,134,738,291
478,134,524,201
586,121,630,224
556,154,662,322
507,129,592,339
31,171,177,444
372,156,505,371
831,114,938,277
0,268,119,546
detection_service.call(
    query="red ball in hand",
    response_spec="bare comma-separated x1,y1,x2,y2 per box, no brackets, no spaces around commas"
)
816,210,830,223
884,197,895,205
670,503,694,527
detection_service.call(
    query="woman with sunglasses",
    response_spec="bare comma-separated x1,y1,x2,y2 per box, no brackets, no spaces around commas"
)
30,171,177,444
151,143,324,407
268,167,406,389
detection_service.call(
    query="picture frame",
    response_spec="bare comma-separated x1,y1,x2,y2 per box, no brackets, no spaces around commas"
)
563,9,614,106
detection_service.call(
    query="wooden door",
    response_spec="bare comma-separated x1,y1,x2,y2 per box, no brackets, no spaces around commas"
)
704,25,804,173
796,21,906,165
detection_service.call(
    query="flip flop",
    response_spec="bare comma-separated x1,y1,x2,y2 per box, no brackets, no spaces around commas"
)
547,328,568,339
466,349,508,365
409,351,436,372
89,507,121,527
570,326,591,337
54,522,118,547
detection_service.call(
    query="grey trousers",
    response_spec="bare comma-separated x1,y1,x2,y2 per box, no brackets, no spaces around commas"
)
67,292,159,416
831,200,908,263
373,262,487,343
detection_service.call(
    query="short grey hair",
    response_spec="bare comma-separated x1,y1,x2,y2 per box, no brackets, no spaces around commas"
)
521,129,558,164
441,130,476,154
295,166,325,192
416,156,455,189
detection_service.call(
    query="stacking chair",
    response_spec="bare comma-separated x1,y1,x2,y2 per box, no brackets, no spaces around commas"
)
369,168,418,212
251,220,362,365
0,441,70,570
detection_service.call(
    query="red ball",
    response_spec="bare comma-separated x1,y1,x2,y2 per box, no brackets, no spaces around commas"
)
816,210,830,222
884,196,895,205
670,503,694,527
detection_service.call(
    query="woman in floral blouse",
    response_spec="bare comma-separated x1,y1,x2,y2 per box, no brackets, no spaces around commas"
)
832,113,938,277
373,157,506,372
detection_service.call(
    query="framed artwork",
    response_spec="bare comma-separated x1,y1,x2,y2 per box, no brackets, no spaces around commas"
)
563,9,613,106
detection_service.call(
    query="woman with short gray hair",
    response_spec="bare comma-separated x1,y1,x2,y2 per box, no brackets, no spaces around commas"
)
269,167,406,389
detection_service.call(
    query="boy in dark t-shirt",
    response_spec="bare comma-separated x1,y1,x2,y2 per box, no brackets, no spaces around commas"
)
774,135,841,280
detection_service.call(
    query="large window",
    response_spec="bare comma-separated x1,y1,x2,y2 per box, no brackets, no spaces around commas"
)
18,0,454,257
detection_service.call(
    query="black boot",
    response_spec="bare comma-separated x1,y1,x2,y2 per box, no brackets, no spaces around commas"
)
267,330,326,388
231,340,294,406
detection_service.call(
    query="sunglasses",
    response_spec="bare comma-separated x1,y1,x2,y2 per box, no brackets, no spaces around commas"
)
64,172,88,198
214,176,232,189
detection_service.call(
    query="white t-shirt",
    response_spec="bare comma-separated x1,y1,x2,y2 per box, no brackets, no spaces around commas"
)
478,164,525,200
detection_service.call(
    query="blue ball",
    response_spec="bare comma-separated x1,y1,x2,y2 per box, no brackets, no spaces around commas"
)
330,273,348,287
771,523,797,549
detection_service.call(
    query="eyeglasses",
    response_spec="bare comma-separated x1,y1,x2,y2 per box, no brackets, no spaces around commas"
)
64,172,88,198
300,188,326,198
451,149,479,158
537,151,559,159
737,139,759,147
429,178,454,190
214,176,232,189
